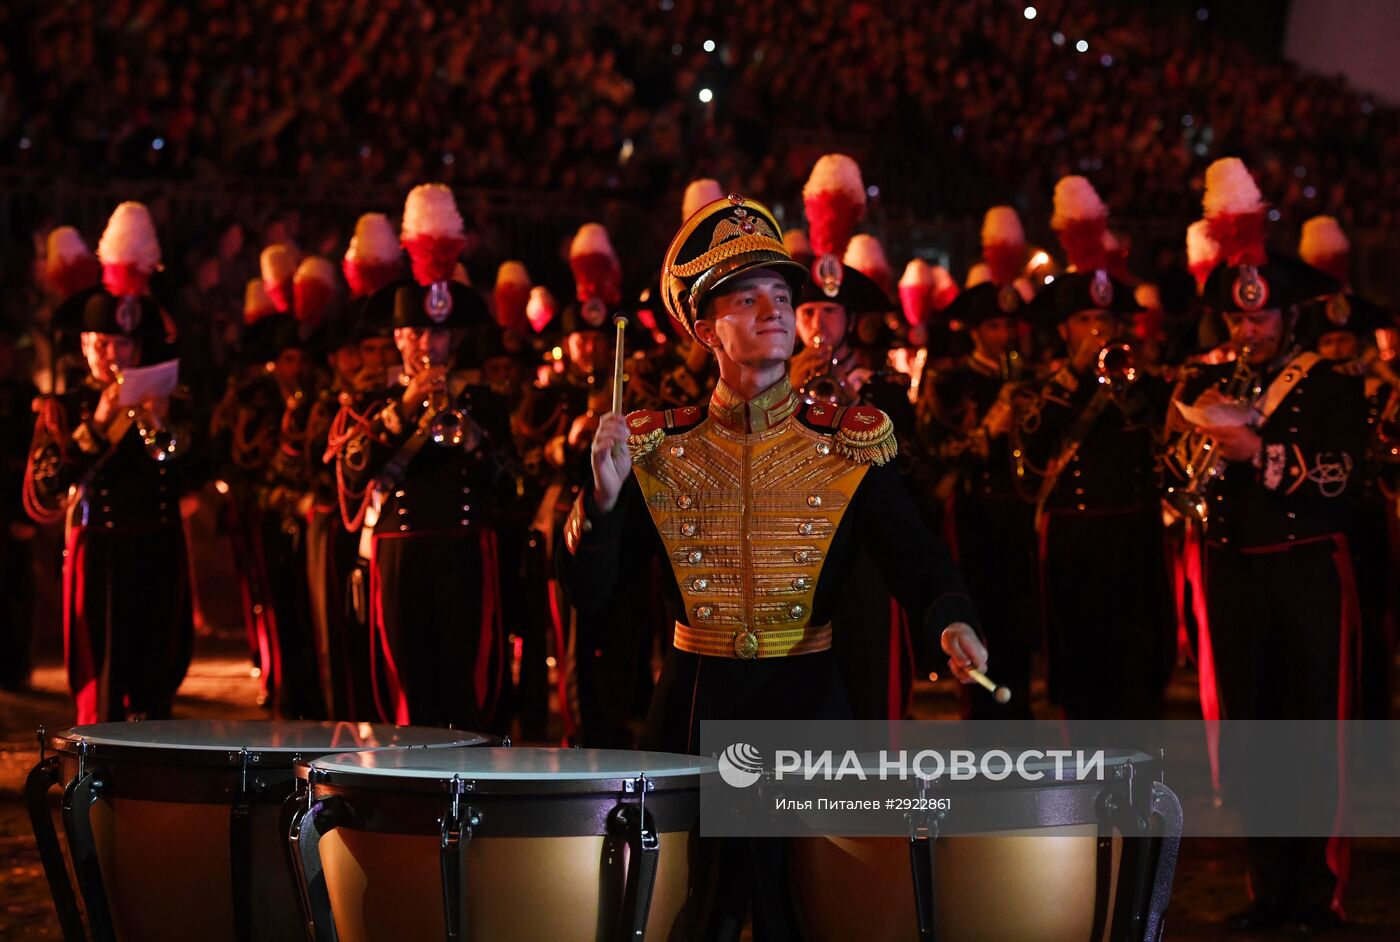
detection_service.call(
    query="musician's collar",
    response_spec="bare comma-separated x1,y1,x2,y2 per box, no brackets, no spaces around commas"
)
709,376,798,433
968,351,1001,376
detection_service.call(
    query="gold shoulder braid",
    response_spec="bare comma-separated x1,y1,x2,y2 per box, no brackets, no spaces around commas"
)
628,427,666,461
833,407,897,466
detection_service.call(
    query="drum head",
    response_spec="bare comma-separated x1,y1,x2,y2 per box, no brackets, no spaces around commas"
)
309,746,714,794
49,720,486,764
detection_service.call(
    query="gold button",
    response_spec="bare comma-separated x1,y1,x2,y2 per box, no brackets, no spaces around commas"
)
670,444,685,457
734,631,760,659
677,495,694,509
798,522,814,535
681,523,697,537
815,442,831,456
695,605,713,619
793,551,809,563
693,578,709,591
789,604,805,618
792,576,810,590
807,495,822,507
687,550,702,564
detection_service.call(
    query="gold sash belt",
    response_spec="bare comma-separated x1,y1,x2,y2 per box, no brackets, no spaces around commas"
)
672,621,832,660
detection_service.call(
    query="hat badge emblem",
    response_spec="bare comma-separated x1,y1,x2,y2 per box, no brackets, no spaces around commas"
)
425,281,453,323
1089,269,1114,308
115,295,142,334
727,193,746,206
1326,294,1351,326
814,255,844,299
1231,265,1269,312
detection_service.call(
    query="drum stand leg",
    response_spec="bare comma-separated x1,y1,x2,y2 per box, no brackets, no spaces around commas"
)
289,790,341,942
24,753,87,942
907,787,939,942
62,762,117,942
231,748,254,942
440,775,481,942
609,773,660,941
1137,782,1184,942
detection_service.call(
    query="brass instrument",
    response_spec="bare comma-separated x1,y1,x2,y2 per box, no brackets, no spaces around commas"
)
1164,345,1260,521
1094,342,1138,396
1372,382,1400,463
797,333,855,406
110,364,188,462
421,355,468,446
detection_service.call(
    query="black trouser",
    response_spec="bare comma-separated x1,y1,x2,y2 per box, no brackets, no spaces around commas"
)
954,494,1036,719
306,507,369,719
261,512,323,719
643,648,852,941
1040,508,1175,719
1205,536,1355,913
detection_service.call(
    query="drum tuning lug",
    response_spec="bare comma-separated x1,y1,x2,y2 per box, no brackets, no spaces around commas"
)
501,735,512,748
77,738,89,780
35,726,45,762
624,776,655,794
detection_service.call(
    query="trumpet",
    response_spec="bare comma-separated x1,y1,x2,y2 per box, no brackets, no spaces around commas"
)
796,333,855,406
110,364,188,462
420,355,468,447
1165,345,1260,521
1094,341,1138,396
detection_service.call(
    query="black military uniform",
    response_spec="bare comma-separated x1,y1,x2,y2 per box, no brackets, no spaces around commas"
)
556,195,979,940
1298,292,1399,724
24,290,195,723
248,313,324,719
791,263,924,719
927,282,1038,717
1168,255,1364,927
336,278,516,732
1013,269,1176,719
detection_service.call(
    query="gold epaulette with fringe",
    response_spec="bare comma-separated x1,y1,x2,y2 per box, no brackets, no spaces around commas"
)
623,406,705,461
833,405,897,466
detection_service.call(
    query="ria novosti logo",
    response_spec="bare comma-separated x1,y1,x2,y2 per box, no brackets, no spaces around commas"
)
718,742,764,788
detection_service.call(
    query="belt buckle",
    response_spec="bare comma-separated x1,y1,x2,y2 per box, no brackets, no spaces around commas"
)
733,630,760,660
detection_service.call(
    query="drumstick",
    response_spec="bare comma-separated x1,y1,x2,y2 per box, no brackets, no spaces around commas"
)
967,668,1012,705
611,315,628,415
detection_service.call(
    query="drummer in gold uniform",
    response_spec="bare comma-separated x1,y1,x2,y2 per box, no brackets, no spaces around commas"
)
556,194,985,939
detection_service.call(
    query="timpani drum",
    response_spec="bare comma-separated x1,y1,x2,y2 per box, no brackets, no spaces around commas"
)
25,720,485,942
787,750,1182,942
290,746,711,941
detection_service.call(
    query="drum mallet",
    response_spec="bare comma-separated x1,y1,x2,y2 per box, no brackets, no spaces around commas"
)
611,315,628,414
967,668,1012,705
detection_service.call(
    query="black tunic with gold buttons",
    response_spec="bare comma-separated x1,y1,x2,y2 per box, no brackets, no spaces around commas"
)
555,377,979,754
25,377,197,723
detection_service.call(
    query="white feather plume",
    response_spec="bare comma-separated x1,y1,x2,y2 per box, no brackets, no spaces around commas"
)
682,179,724,221
346,213,400,263
570,223,616,260
1299,216,1349,262
96,202,161,272
1051,177,1107,226
496,260,531,287
401,184,465,240
295,256,336,285
981,206,1025,246
900,259,934,288
844,234,890,274
1202,157,1263,217
1185,220,1219,269
47,226,91,263
802,154,866,204
261,244,299,286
